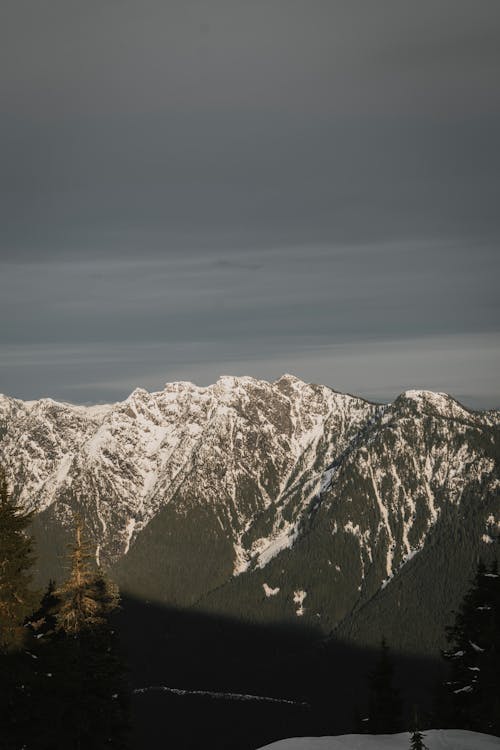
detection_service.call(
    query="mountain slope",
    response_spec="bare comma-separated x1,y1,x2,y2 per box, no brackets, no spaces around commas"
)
0,375,376,599
195,390,500,650
1,378,498,653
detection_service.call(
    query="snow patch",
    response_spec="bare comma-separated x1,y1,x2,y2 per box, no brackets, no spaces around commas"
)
293,589,307,616
123,518,136,555
470,641,485,653
134,685,307,706
254,524,300,570
483,514,500,543
263,583,280,597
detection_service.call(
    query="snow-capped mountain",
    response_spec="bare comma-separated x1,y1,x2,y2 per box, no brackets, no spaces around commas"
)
196,387,499,650
0,376,375,583
1,376,498,652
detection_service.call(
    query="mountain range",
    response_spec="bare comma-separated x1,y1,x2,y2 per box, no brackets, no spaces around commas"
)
1,374,499,656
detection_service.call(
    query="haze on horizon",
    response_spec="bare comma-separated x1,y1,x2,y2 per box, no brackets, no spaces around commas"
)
1,1,499,409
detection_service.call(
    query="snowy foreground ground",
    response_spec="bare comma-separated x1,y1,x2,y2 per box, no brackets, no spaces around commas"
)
258,730,500,750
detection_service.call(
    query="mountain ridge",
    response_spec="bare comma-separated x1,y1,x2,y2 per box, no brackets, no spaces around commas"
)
0,375,378,566
1,375,498,654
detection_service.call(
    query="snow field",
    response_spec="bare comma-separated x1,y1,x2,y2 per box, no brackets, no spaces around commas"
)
258,729,500,750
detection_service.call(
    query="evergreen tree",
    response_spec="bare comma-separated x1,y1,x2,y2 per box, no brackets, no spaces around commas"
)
409,729,429,750
479,559,500,735
0,467,39,748
0,467,36,652
56,518,119,634
29,579,60,637
16,581,63,750
36,517,130,750
443,558,500,735
409,707,429,750
366,637,402,734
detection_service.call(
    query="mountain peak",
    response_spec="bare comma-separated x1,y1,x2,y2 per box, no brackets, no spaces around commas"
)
215,374,259,387
393,389,475,422
162,380,200,392
401,388,451,403
276,373,303,384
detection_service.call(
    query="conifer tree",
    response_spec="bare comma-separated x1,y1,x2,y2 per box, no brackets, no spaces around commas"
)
56,518,119,635
39,516,130,750
409,729,429,750
0,467,36,652
480,559,500,735
366,637,402,734
0,467,39,749
409,707,429,750
15,581,61,750
443,558,500,734
30,579,60,637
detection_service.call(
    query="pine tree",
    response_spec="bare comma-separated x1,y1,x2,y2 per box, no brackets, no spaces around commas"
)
0,467,36,652
11,581,62,750
38,517,130,750
443,558,500,734
29,579,60,637
366,637,402,734
56,518,119,635
480,559,500,735
409,707,429,750
409,729,429,750
0,467,39,749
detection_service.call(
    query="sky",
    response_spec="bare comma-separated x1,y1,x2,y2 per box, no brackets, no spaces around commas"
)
1,1,499,408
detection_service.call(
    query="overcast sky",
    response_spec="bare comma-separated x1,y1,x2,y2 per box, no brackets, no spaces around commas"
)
1,1,499,407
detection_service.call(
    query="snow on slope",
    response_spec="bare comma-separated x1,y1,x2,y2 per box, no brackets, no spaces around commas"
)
318,389,499,585
1,377,498,601
0,375,376,568
258,729,500,750
192,384,499,636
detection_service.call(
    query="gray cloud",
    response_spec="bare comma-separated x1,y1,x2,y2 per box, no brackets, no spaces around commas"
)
1,241,497,344
1,2,499,404
2,332,499,411
1,240,499,406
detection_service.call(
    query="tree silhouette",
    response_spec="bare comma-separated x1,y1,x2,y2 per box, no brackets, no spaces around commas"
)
409,706,429,750
31,517,130,749
0,467,36,652
366,637,402,733
0,467,39,748
409,728,429,750
443,558,500,735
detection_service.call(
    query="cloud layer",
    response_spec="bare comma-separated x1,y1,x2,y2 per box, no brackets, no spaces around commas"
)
1,2,499,405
